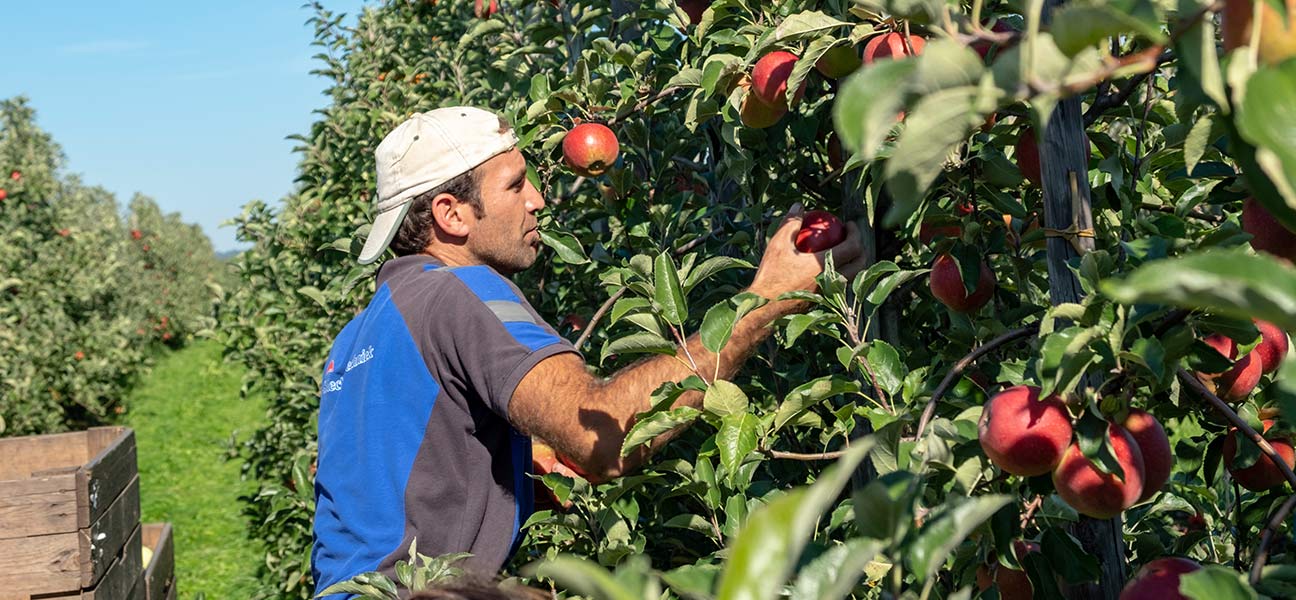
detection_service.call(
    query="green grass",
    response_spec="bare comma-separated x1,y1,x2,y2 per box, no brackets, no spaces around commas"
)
125,339,266,599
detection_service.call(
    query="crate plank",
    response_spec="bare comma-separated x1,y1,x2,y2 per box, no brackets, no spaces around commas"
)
140,523,173,600
76,428,137,529
79,477,141,588
0,431,89,481
0,531,82,596
0,473,79,540
82,523,142,600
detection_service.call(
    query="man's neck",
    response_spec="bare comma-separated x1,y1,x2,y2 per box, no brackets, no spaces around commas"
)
423,244,480,269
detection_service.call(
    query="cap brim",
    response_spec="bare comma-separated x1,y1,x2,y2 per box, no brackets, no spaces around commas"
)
358,200,414,265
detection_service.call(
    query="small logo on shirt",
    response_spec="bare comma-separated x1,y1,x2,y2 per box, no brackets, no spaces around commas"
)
326,360,335,373
346,345,375,372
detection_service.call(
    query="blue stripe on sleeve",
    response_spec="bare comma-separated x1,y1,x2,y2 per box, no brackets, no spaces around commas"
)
450,266,521,303
503,321,563,353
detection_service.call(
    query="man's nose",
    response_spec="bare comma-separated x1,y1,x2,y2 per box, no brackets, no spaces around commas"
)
525,181,546,212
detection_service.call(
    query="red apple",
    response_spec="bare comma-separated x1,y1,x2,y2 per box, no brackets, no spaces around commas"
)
1122,408,1173,502
978,385,1073,476
74,351,85,361
739,93,787,129
918,221,961,245
1119,557,1202,600
533,440,580,509
0,189,6,201
794,210,846,252
131,229,143,241
815,45,862,79
972,21,1018,60
1222,0,1296,66
9,170,18,181
562,123,619,178
863,32,926,63
751,51,806,107
1198,333,1262,403
929,253,996,313
1016,128,1042,187
1223,420,1295,491
474,0,498,18
976,540,1041,600
677,0,710,25
1053,423,1146,519
1254,319,1289,374
1241,197,1296,263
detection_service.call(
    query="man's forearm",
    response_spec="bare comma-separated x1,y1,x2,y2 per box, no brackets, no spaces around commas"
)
588,294,801,478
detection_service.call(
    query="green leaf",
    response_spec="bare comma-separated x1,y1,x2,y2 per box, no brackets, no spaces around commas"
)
1179,565,1259,600
663,563,722,599
1101,250,1296,332
1175,0,1228,110
600,332,677,363
297,286,329,310
1236,61,1296,215
683,256,753,292
905,495,1014,582
622,406,702,456
773,376,862,432
1051,0,1166,57
701,302,738,353
788,538,886,600
540,230,590,265
833,59,915,161
704,380,749,417
772,11,853,42
1183,115,1217,175
866,340,906,396
654,252,688,325
883,86,983,227
316,572,400,599
717,412,759,483
667,68,704,89
527,556,641,600
853,471,915,541
715,439,875,600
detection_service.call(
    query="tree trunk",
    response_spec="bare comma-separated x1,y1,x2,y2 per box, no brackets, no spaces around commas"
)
1038,87,1128,600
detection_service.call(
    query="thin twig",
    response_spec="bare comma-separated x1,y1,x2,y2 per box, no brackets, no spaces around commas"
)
572,227,723,350
766,449,847,461
1020,495,1044,529
1252,492,1296,582
1140,202,1225,224
608,86,683,126
914,325,1040,441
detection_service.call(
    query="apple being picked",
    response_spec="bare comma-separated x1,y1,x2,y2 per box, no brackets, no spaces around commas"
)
795,210,845,252
562,123,619,178
751,50,806,108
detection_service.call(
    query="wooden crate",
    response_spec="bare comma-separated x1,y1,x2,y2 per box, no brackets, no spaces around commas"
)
0,427,141,600
140,523,174,600
34,524,145,600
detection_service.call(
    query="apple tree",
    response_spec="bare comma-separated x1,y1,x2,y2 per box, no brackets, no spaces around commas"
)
220,1,1296,598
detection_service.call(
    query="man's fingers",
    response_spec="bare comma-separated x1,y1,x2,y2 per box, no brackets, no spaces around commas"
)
814,221,864,263
774,202,807,241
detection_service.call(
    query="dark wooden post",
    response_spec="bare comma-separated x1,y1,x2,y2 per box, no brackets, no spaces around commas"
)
1035,3,1128,594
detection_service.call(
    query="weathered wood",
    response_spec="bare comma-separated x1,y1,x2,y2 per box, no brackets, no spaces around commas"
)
0,531,82,595
140,523,174,600
1039,94,1128,600
0,473,80,539
76,428,137,529
0,431,89,480
0,427,140,599
82,523,142,600
80,477,141,588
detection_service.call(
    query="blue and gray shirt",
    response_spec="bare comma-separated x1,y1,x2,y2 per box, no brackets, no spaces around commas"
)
311,254,576,595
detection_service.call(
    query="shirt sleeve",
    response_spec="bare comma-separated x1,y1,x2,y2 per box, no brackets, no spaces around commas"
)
435,266,579,420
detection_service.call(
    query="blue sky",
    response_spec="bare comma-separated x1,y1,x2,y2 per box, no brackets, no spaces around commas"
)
2,1,371,252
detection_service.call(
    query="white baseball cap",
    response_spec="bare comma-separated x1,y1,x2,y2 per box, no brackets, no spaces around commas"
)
359,107,519,264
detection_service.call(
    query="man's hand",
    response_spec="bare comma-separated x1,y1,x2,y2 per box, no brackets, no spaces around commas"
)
749,203,867,312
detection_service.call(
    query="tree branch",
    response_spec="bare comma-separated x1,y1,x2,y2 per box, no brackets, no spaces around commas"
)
765,449,847,461
914,325,1040,442
1251,492,1296,583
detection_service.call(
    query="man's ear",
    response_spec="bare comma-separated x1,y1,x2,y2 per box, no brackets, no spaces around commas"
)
430,192,472,238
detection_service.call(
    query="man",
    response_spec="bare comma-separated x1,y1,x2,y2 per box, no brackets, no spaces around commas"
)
311,107,866,595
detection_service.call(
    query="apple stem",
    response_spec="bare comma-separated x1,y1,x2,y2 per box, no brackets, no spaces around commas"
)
914,325,1039,442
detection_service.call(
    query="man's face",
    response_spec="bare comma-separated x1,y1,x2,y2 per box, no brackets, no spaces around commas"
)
464,148,546,275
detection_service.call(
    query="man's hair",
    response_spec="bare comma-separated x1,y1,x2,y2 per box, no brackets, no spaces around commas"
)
389,168,484,257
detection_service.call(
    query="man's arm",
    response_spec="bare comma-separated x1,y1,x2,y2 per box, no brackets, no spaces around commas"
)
509,206,867,482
